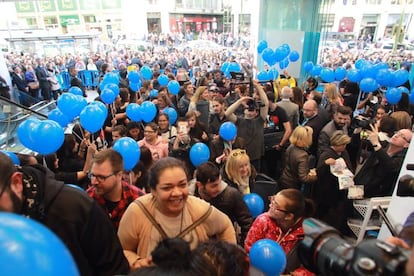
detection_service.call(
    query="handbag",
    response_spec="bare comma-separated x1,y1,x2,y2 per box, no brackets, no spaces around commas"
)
263,127,284,151
28,81,39,90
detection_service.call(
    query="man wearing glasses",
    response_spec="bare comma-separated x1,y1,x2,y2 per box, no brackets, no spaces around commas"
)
87,149,144,230
0,151,129,276
354,127,412,198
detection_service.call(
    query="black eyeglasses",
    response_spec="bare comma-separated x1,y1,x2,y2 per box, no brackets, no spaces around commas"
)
394,131,410,143
87,172,117,182
268,196,291,213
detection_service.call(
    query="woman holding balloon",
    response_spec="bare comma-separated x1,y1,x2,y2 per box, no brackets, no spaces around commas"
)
245,188,315,275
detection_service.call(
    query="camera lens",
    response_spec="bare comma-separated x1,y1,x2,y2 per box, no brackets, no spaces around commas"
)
299,218,354,276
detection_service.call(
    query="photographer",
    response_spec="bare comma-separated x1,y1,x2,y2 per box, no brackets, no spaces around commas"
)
225,80,269,172
354,125,412,198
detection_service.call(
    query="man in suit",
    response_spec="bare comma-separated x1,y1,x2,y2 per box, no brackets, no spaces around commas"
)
35,58,52,101
11,65,30,106
69,66,86,97
318,105,352,156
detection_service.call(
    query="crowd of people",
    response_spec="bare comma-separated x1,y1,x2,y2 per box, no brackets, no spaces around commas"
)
1,36,414,275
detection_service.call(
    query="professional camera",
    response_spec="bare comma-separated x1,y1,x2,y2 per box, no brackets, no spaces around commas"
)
298,218,410,276
353,116,376,130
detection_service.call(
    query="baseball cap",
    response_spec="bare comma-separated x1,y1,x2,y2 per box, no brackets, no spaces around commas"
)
208,83,219,92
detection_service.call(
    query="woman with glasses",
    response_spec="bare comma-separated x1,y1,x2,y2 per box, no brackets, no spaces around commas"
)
222,149,256,194
138,123,169,162
118,157,236,271
157,113,177,143
278,126,317,193
244,188,315,275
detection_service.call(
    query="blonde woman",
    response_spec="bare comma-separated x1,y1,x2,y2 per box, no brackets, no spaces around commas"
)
279,126,317,192
222,149,256,194
324,83,343,118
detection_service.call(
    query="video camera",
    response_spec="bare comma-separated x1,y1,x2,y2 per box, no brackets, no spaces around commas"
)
298,218,410,276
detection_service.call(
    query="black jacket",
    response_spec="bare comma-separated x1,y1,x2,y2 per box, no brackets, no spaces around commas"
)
354,146,407,198
194,184,253,245
21,165,129,276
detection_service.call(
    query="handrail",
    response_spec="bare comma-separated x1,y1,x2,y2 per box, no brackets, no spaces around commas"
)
0,95,48,119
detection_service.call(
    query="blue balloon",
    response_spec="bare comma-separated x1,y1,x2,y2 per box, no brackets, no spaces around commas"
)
189,143,210,167
278,58,289,70
280,43,291,56
228,62,241,73
29,120,65,154
386,87,402,105
360,63,376,79
126,103,142,121
355,59,367,70
129,81,141,92
220,62,229,73
113,137,141,170
150,89,159,98
359,78,378,93
219,122,237,141
100,88,116,104
17,118,39,150
391,69,409,87
243,193,264,218
288,50,300,62
275,45,289,62
410,90,414,104
79,105,106,133
310,64,322,77
65,184,85,192
249,239,287,276
163,107,178,125
262,48,275,64
103,83,120,97
347,69,362,83
257,40,268,54
167,80,180,95
140,101,157,123
141,66,153,80
89,101,108,118
103,72,120,85
68,86,83,96
334,67,347,81
1,150,20,165
57,93,78,119
303,61,314,73
320,67,335,83
375,69,392,87
257,71,270,81
128,71,140,83
48,108,70,128
269,68,279,80
0,213,79,276
158,74,169,86
398,86,410,94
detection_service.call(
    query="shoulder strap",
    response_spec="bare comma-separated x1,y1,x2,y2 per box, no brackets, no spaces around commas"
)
134,200,168,239
177,206,212,238
134,201,213,239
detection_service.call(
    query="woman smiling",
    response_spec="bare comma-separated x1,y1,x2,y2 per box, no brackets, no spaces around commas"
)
118,157,236,271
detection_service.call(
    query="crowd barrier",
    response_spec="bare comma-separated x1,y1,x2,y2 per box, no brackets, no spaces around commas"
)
57,70,100,91
56,68,193,91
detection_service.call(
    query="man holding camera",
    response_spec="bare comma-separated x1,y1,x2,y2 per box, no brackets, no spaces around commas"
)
225,80,269,172
354,125,412,198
